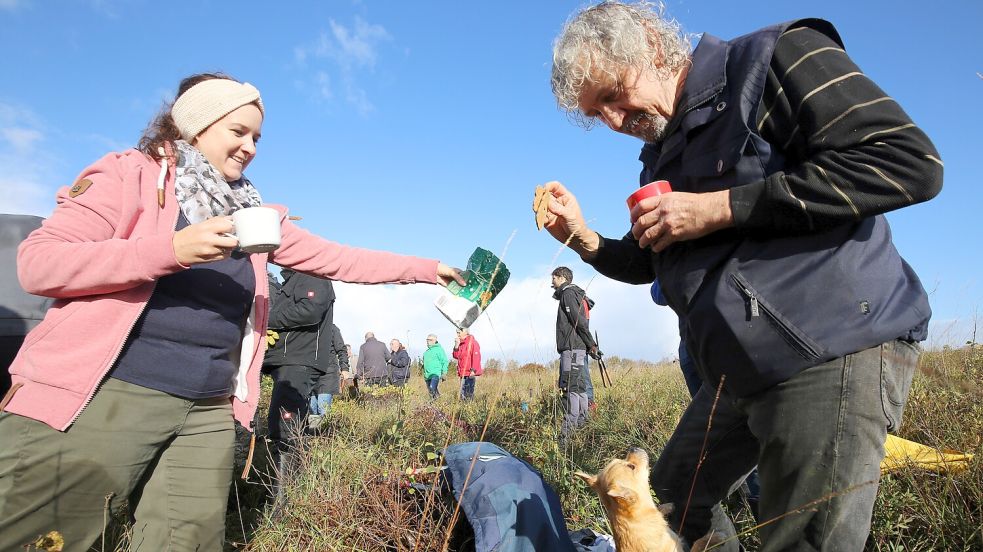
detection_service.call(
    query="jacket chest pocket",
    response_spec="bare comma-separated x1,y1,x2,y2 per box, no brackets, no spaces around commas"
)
676,130,764,192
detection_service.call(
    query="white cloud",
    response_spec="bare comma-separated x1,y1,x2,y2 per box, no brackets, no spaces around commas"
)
293,16,392,114
0,102,57,215
342,78,373,115
0,0,25,11
1,127,42,152
315,71,333,101
332,274,680,364
327,17,391,69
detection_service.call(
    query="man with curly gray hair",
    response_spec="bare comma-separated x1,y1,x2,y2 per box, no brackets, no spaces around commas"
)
543,2,942,550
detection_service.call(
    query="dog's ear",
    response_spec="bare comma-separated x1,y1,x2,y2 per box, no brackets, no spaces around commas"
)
573,471,596,487
657,502,675,516
605,484,638,504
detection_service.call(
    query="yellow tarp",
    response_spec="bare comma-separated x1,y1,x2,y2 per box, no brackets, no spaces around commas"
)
880,434,974,475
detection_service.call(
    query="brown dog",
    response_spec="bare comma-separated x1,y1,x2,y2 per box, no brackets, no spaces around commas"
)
575,448,721,552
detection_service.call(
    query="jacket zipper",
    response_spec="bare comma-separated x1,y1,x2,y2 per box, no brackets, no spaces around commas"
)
730,273,822,360
663,93,717,140
67,283,157,428
67,190,182,428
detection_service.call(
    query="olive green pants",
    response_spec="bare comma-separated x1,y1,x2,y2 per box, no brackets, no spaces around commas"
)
0,377,234,551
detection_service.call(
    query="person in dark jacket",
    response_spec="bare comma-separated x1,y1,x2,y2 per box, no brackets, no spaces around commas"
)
387,339,411,387
356,332,390,386
1,215,52,399
551,266,597,437
308,323,348,419
544,3,941,550
264,269,337,445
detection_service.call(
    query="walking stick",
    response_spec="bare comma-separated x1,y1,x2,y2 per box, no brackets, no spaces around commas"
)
594,330,614,387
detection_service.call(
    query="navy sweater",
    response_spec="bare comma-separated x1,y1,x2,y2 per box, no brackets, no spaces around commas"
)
111,213,255,399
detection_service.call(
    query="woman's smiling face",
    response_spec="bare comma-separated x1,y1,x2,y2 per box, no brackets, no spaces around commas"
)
192,103,263,181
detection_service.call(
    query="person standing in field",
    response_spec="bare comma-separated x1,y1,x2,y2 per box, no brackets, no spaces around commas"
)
452,328,482,400
551,266,600,430
308,323,348,422
356,331,390,386
388,338,411,387
423,334,449,400
543,3,941,549
264,269,337,443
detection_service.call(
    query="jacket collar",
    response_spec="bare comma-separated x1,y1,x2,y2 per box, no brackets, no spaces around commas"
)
673,33,728,115
640,33,729,166
552,283,571,300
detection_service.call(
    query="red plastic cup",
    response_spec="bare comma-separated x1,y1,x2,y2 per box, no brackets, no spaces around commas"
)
626,180,672,211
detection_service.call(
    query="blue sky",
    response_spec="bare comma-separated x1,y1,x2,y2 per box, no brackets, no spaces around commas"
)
1,0,980,363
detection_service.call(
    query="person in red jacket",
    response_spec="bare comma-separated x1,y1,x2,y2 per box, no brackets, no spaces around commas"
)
452,328,481,401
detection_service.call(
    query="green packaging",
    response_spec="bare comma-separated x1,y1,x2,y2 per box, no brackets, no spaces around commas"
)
434,247,510,328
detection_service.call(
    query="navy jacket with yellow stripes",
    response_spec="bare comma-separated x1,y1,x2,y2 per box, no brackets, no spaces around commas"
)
591,19,940,396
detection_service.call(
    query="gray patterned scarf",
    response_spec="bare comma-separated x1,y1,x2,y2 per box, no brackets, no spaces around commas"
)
173,140,263,224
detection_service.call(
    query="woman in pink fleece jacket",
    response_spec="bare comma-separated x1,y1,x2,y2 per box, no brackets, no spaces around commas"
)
0,73,463,550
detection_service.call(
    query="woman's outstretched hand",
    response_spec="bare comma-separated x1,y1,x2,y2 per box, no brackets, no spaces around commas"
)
436,263,467,287
172,216,239,265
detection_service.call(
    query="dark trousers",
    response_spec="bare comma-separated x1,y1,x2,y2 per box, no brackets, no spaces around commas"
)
652,340,918,551
266,364,318,444
460,376,475,400
426,376,440,399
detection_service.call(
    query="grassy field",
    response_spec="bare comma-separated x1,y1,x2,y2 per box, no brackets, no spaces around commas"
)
90,345,981,551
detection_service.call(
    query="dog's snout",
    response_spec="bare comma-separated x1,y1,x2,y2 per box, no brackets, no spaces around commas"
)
626,446,648,460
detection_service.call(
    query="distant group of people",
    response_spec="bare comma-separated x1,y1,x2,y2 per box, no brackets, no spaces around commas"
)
262,267,486,447
0,0,942,549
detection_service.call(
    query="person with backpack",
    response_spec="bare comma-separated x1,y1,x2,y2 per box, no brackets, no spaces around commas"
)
0,73,464,550
551,266,599,434
452,327,482,400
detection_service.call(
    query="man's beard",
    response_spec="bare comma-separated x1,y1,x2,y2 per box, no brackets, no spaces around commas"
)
623,110,669,143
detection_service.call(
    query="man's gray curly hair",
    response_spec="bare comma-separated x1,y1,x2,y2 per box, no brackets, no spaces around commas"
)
551,1,692,128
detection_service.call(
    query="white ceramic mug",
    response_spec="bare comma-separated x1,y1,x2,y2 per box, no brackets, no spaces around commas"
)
231,207,281,253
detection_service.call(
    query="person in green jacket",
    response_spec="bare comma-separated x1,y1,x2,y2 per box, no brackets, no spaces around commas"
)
422,334,449,400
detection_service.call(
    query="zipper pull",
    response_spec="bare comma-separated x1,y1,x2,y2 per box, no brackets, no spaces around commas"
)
750,294,760,318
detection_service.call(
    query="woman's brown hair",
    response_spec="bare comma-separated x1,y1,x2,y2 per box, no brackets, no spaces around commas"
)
136,72,238,161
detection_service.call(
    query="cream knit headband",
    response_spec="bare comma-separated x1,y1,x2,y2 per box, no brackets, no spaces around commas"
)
171,79,265,141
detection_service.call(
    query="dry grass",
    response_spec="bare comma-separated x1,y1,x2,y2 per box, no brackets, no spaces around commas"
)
87,346,981,551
